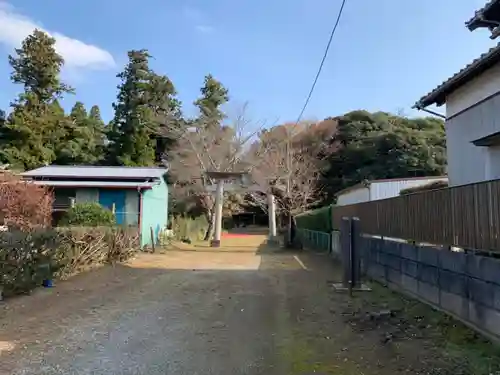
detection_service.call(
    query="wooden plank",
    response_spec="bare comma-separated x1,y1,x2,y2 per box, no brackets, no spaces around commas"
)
330,179,500,252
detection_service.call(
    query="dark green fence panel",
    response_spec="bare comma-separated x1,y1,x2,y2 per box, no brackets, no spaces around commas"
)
297,229,331,253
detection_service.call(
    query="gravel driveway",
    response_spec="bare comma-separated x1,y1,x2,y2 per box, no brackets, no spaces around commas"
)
1,243,498,374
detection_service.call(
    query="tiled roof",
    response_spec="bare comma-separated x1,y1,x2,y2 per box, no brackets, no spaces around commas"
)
466,0,500,29
21,165,167,179
414,43,500,109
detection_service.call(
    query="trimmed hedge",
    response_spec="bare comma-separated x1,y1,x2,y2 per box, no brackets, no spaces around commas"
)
295,205,333,233
0,226,139,298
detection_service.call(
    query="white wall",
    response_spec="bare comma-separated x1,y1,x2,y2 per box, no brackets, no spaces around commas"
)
445,91,500,186
369,178,448,200
336,179,448,206
336,187,370,206
446,63,500,118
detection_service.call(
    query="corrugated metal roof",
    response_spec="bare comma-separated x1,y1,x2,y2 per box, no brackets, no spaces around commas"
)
335,176,448,197
414,43,500,109
30,180,156,188
21,165,167,179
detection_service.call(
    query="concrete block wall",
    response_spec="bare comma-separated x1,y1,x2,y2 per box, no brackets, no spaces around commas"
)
363,237,500,340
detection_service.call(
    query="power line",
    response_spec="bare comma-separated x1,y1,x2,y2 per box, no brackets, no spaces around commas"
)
284,0,347,244
295,0,348,124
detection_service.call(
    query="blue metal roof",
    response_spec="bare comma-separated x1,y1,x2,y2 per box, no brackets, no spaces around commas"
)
30,180,157,189
21,165,167,180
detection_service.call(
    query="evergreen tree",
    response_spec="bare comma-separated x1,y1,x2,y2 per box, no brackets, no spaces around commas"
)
55,102,106,165
175,75,229,240
0,109,6,165
88,105,106,157
194,74,229,128
148,73,182,163
0,29,72,170
320,111,446,202
106,50,180,166
0,109,5,139
54,101,86,165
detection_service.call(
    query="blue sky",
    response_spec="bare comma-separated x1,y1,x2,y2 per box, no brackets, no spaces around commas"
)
0,0,496,124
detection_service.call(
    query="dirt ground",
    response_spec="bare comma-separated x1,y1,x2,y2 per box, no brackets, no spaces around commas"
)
1,234,500,374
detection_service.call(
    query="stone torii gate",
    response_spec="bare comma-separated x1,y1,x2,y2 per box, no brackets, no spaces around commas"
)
204,171,277,247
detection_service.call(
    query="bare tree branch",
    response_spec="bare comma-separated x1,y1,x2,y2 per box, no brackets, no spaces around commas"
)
159,103,272,232
246,121,324,216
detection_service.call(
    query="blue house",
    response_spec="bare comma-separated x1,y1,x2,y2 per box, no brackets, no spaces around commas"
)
21,165,169,248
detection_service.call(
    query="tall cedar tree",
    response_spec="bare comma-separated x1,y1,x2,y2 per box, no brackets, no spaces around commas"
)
0,109,5,144
0,29,72,170
193,74,229,239
88,105,106,161
150,72,182,164
106,50,180,166
0,109,6,166
54,102,106,165
194,74,229,129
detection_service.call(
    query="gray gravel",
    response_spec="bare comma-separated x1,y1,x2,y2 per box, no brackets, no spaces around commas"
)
2,250,476,375
5,261,294,375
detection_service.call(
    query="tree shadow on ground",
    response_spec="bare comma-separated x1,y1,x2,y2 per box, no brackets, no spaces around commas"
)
1,242,498,375
225,227,269,235
0,244,310,374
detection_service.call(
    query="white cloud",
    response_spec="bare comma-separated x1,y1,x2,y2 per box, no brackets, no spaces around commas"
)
183,5,215,34
195,25,214,34
0,2,115,70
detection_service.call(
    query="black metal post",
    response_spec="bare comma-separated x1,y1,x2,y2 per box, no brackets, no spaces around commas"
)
340,217,362,292
351,218,361,289
340,217,352,288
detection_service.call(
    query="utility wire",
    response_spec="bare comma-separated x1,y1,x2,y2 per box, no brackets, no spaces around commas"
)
284,0,347,244
295,0,347,124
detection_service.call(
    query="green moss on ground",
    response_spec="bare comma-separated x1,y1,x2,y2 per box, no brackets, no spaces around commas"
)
354,282,500,375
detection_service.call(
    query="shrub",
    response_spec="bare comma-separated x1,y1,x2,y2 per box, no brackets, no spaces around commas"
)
60,203,116,226
0,173,53,230
0,226,139,297
0,229,60,296
170,215,208,242
56,227,139,273
295,205,333,232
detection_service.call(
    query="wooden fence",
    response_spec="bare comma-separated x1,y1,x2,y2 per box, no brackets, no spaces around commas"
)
331,179,500,252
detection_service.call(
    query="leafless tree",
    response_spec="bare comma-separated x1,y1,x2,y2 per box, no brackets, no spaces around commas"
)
246,122,325,225
160,103,269,239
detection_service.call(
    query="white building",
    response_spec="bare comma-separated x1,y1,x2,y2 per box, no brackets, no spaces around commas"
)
335,176,448,206
415,0,500,186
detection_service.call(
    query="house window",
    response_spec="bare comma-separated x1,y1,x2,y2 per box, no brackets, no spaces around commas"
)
53,188,76,210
